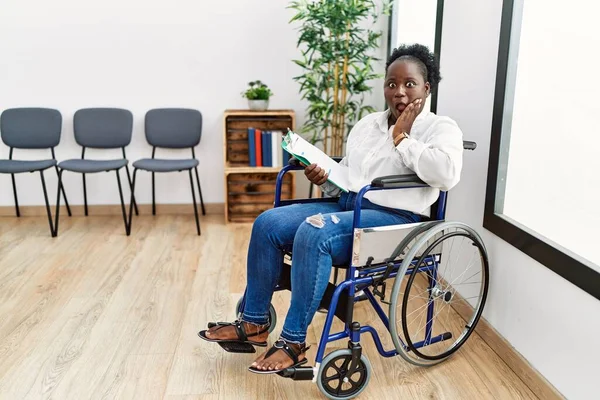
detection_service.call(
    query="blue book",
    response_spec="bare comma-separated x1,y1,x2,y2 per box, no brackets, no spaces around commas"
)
266,131,273,167
261,131,270,167
247,127,256,166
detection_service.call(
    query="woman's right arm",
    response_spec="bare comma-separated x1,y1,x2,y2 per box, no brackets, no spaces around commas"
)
317,157,348,198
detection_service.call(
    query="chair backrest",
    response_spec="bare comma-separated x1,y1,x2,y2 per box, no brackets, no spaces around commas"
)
73,108,133,149
0,107,62,149
145,108,202,149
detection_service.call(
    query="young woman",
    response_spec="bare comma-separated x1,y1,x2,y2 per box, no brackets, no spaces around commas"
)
199,43,464,374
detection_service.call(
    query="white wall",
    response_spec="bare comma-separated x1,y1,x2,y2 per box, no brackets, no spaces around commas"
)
437,1,600,399
0,0,387,207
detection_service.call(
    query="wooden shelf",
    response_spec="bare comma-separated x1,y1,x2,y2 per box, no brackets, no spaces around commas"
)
225,163,283,174
223,109,296,223
223,109,295,117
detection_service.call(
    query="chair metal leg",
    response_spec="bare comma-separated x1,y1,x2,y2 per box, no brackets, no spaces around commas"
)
194,167,206,216
55,166,72,217
188,169,200,235
54,169,64,236
125,165,139,216
83,173,88,216
152,172,156,215
127,169,138,236
39,170,56,237
115,169,129,235
11,173,20,217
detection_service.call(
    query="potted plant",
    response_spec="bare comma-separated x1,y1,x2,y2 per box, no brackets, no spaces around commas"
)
289,0,392,156
242,80,274,110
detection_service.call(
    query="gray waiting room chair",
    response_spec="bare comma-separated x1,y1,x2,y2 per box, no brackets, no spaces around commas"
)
0,107,71,236
127,108,205,236
54,108,138,236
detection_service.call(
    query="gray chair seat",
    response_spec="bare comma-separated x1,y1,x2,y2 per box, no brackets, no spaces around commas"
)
58,159,128,173
133,158,199,172
0,159,57,173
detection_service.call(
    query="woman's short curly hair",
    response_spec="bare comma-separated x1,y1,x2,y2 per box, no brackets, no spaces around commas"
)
386,44,442,89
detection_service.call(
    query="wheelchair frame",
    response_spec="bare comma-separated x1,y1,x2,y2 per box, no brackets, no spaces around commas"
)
235,163,465,386
278,165,449,365
237,141,488,399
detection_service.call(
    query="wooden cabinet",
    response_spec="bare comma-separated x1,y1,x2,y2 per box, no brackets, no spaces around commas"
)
223,109,296,223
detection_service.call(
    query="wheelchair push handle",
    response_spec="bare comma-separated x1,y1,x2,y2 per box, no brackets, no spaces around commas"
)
463,140,477,151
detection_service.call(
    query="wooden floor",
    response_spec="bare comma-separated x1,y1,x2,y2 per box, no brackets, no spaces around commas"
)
0,214,539,400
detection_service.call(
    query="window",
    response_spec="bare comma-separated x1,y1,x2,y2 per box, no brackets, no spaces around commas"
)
485,0,600,300
387,0,444,113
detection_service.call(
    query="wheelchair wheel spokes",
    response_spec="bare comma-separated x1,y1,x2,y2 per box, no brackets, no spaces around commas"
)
317,349,372,400
389,222,489,366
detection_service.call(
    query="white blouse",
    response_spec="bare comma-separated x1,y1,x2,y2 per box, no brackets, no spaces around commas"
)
320,108,464,217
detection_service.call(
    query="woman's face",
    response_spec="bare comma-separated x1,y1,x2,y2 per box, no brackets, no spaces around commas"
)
384,59,431,121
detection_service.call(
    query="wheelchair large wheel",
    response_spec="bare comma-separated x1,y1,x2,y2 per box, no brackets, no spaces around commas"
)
389,221,489,366
235,297,277,334
316,349,372,400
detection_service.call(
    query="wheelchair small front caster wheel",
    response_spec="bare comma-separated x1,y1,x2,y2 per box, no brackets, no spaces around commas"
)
235,297,277,334
317,349,372,400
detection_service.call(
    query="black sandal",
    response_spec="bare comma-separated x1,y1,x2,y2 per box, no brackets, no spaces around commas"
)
198,320,269,347
248,339,310,374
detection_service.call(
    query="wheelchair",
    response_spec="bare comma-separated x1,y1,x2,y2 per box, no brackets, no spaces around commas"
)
234,140,489,399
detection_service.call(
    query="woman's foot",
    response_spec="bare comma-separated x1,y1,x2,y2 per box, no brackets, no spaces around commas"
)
250,340,309,372
199,320,269,346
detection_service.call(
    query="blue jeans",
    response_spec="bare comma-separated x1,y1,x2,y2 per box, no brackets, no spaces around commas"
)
241,191,421,343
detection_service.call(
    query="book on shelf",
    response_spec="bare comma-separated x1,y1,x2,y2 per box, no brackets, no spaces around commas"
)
281,129,349,192
246,128,287,168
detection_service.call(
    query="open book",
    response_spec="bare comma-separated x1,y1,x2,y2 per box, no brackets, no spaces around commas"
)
281,129,350,192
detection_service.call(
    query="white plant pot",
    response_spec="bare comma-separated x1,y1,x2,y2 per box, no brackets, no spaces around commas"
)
248,99,269,110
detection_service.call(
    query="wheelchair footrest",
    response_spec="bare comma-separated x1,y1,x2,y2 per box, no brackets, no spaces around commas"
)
277,366,314,381
218,341,256,353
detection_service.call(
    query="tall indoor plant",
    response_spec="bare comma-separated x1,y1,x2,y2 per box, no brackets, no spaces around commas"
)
289,0,392,156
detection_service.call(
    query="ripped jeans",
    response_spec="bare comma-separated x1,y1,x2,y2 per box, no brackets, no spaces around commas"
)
242,191,421,343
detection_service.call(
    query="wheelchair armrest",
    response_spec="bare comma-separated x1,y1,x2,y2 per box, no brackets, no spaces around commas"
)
370,174,429,189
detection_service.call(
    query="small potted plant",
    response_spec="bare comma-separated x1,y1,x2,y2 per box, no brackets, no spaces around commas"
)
242,80,273,110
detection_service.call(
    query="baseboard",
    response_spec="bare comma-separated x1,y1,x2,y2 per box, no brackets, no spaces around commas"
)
452,296,564,399
0,202,224,217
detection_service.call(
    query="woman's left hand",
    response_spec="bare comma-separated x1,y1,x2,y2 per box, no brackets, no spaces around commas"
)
393,98,423,143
